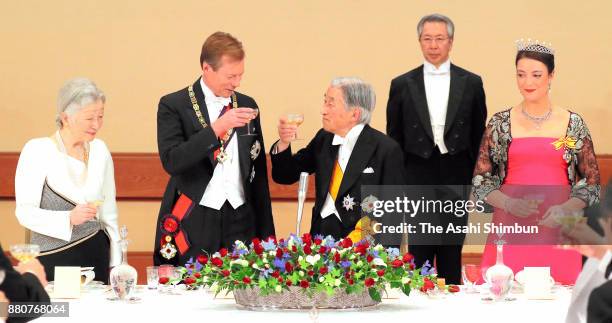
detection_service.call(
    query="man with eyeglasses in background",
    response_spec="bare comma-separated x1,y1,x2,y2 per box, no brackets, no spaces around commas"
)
385,13,487,284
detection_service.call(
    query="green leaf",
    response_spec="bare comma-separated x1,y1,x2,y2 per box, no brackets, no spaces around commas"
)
368,288,381,302
401,284,411,296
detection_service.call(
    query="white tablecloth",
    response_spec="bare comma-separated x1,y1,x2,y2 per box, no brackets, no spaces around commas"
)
35,285,572,323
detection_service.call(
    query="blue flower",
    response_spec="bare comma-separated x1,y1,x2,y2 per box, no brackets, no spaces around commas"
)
371,250,379,258
323,236,336,248
341,261,352,269
262,240,276,251
420,260,436,276
273,258,287,272
386,247,400,259
262,268,273,278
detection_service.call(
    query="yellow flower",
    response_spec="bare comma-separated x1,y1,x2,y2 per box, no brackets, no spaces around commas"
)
551,136,577,150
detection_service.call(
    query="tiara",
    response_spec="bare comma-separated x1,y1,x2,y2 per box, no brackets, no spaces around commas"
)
515,38,555,55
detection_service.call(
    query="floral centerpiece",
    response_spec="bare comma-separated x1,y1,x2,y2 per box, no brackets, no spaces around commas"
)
164,234,458,309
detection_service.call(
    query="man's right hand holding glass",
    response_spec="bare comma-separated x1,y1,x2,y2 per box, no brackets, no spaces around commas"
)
276,116,298,153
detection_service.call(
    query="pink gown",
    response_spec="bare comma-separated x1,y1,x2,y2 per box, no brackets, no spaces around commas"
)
479,137,582,285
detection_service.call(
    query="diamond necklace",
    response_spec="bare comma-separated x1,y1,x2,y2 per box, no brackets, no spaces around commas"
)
521,103,552,130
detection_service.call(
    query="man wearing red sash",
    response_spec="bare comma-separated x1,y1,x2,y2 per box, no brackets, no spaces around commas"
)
153,32,275,265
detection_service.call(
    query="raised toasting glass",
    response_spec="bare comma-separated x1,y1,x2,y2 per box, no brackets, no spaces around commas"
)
241,108,259,136
286,113,304,140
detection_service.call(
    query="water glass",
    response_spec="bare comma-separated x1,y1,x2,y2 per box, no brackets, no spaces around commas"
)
146,266,159,290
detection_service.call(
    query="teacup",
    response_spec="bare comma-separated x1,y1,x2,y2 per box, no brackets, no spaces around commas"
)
80,268,95,286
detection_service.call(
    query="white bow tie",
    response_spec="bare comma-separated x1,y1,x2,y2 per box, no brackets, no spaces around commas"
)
209,96,231,107
426,69,449,76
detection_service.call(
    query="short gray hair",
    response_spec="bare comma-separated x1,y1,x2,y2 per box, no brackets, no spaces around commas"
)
330,77,376,125
417,13,455,39
56,78,106,128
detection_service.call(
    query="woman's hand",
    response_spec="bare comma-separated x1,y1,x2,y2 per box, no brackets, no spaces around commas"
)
69,204,97,226
504,197,538,217
539,205,567,227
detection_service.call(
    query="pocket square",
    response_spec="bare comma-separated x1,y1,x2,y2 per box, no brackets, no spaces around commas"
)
362,167,374,174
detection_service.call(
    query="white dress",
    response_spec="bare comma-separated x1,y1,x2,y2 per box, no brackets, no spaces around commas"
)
14,134,120,267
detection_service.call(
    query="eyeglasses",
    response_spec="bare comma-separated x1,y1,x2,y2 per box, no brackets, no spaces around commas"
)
420,37,449,44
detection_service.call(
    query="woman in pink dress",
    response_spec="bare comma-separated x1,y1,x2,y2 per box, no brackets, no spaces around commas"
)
472,40,600,285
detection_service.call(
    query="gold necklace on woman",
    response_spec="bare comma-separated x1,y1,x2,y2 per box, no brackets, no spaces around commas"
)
55,131,89,187
521,103,552,130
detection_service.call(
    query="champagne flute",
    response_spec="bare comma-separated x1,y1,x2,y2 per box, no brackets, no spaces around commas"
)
286,113,304,140
10,244,40,263
241,107,259,136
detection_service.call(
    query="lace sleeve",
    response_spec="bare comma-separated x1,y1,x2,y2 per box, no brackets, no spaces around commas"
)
471,121,502,202
570,120,601,206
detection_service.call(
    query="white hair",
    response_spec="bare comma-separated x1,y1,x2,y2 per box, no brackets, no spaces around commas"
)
329,77,376,125
56,78,105,128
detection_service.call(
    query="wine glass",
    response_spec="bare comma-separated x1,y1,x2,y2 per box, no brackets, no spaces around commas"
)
286,113,304,140
85,193,105,222
241,107,259,136
462,264,481,293
170,267,183,295
10,244,40,263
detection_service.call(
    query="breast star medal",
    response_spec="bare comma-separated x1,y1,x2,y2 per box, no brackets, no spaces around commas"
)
343,194,356,211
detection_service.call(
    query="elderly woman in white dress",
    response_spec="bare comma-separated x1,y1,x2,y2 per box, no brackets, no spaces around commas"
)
14,78,120,283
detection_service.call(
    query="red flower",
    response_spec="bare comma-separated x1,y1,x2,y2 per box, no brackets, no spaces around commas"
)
285,262,294,273
211,257,223,267
302,233,312,245
423,278,435,291
366,255,373,263
291,245,297,253
254,244,264,255
376,269,385,277
355,244,367,256
409,263,415,270
158,277,169,284
299,280,309,288
252,238,261,246
266,235,277,243
271,270,280,278
402,253,414,264
277,277,284,283
333,252,341,263
286,280,292,286
319,246,327,254
221,270,230,277
391,259,404,268
365,277,375,288
303,245,312,255
319,267,328,275
243,277,252,284
276,248,283,258
341,238,353,249
348,278,354,285
448,285,460,293
314,238,322,245
197,254,208,265
194,272,202,279
344,271,351,279
219,248,228,257
184,277,196,285
307,270,314,277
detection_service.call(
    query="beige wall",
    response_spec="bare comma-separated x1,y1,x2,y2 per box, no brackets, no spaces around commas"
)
1,0,610,251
